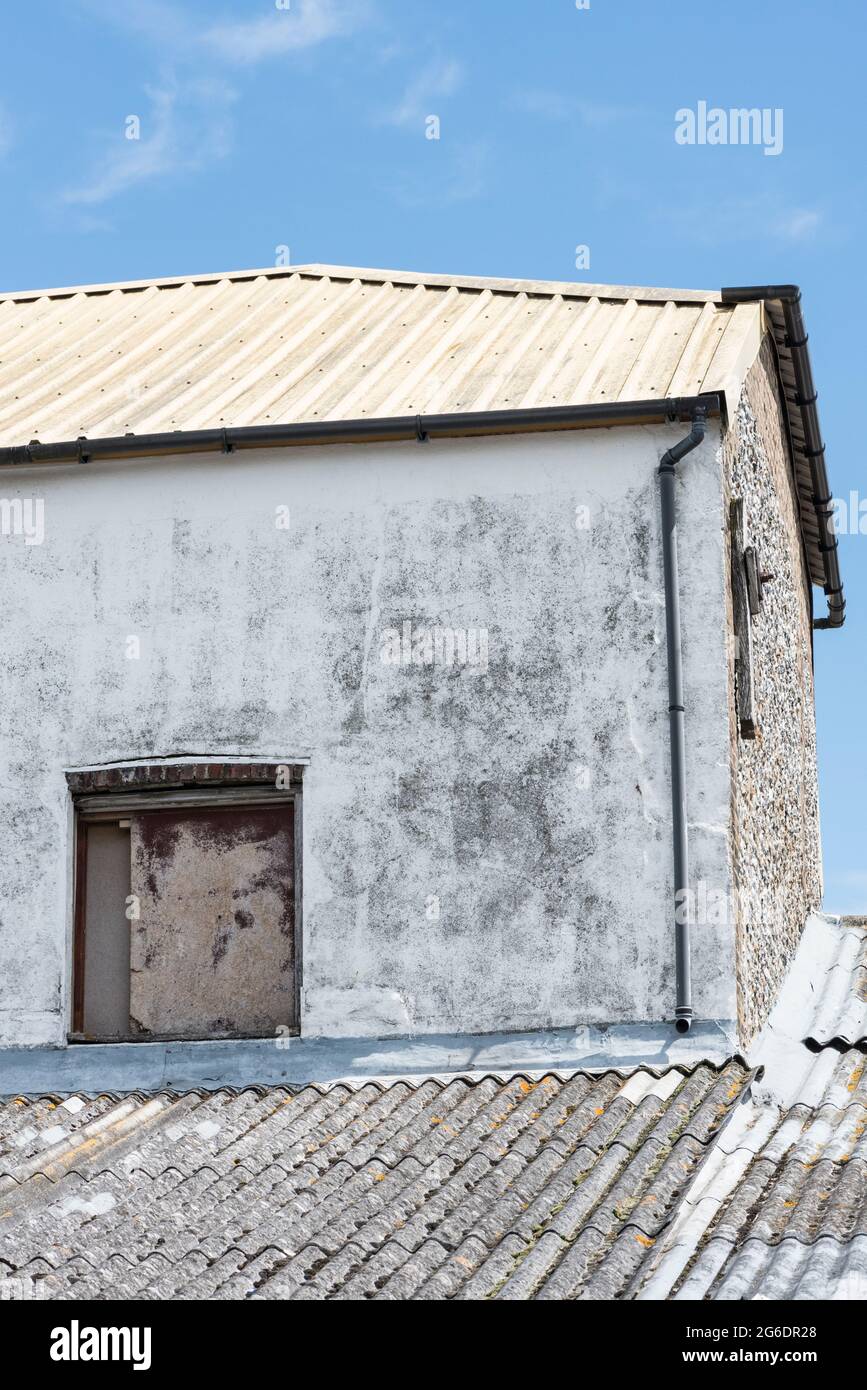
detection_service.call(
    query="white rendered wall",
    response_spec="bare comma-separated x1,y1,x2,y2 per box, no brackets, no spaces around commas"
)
0,422,734,1045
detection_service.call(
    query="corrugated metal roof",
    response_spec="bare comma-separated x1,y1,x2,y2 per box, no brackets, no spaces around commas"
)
0,263,761,449
0,1060,751,1301
0,262,835,604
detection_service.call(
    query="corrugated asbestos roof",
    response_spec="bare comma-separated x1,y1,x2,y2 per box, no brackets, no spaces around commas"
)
0,1061,750,1301
631,914,867,1301
3,907,865,1305
0,263,760,447
807,917,867,1049
2,915,862,1301
761,915,867,1054
669,1049,867,1300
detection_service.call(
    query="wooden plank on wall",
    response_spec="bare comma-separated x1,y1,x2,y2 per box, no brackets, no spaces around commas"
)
731,498,757,739
82,823,132,1038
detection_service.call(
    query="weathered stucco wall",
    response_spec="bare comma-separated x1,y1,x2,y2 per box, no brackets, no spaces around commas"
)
723,336,823,1044
0,424,734,1046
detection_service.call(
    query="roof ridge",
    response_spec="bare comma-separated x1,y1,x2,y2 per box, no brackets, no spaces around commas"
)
0,262,723,304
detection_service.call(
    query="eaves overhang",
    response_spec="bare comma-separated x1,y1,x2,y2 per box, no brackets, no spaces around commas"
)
0,262,842,628
0,393,723,467
721,284,844,629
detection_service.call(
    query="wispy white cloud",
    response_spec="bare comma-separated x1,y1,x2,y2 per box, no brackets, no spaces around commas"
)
381,58,463,129
389,139,489,208
62,80,236,206
68,211,117,235
773,207,822,241
667,193,825,246
203,0,363,65
77,0,368,67
514,89,641,126
441,139,489,204
376,39,405,66
76,0,194,48
64,0,368,204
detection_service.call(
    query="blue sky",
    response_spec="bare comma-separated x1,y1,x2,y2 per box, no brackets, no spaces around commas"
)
1,0,865,908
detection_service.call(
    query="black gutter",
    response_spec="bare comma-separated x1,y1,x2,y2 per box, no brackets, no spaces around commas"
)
720,285,844,630
0,395,723,467
658,405,709,1034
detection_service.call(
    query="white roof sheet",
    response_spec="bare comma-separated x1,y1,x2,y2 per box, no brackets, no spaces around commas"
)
0,263,763,448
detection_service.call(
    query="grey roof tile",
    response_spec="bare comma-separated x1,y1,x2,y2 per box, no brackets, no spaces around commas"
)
494,1230,571,1300
0,1063,750,1299
454,1233,529,1299
808,919,867,1047
690,1233,867,1302
251,1244,330,1300
670,1046,867,1299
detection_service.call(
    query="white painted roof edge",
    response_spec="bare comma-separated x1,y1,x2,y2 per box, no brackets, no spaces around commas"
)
0,263,723,305
0,1018,740,1098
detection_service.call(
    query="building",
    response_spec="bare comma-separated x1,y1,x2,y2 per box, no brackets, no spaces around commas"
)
0,265,843,1061
0,262,860,1303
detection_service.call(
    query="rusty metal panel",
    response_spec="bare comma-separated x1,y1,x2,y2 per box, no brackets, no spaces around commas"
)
129,805,295,1040
82,823,131,1038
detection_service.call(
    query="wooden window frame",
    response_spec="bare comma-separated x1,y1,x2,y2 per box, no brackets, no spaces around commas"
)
69,764,303,1042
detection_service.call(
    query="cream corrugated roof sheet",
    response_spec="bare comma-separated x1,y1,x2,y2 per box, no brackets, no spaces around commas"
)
0,264,765,447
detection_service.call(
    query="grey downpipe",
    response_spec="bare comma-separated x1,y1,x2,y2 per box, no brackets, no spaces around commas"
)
658,405,708,1034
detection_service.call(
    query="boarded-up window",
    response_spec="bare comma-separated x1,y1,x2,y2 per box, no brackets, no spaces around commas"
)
71,770,300,1042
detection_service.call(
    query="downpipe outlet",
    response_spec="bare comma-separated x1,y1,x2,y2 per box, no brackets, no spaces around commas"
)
658,406,708,1035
